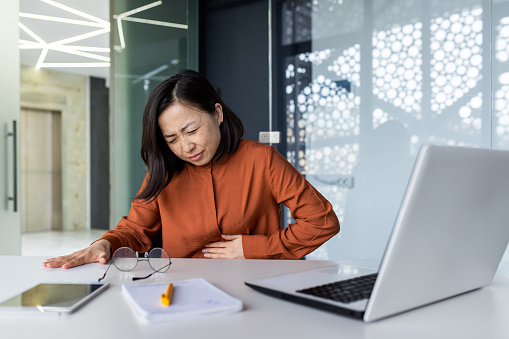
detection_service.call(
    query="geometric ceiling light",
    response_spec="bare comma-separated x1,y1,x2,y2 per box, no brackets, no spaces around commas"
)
113,0,187,50
19,0,188,70
19,0,110,69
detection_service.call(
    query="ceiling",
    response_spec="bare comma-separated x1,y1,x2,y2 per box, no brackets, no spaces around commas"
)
19,0,110,79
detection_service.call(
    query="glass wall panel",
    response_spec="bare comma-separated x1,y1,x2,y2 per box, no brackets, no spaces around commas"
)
274,0,500,262
110,0,197,225
0,0,21,254
494,0,509,149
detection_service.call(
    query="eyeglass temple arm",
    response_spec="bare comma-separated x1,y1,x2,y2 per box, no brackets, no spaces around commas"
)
98,261,113,282
132,263,171,281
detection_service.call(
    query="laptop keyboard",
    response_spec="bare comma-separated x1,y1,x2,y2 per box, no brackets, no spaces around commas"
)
296,273,378,304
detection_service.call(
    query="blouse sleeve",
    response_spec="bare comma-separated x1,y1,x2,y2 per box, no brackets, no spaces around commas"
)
242,146,340,259
99,175,162,254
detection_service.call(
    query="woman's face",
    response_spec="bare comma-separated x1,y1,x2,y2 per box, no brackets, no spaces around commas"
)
158,102,223,166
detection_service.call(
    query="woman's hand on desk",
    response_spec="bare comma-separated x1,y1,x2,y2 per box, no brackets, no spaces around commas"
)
42,239,111,269
202,234,245,259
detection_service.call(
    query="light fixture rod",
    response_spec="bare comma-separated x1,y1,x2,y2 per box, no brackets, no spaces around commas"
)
18,22,46,45
117,1,162,19
50,28,110,46
36,47,48,69
40,0,109,26
51,47,110,62
41,62,110,68
121,17,188,29
19,12,108,28
132,64,169,84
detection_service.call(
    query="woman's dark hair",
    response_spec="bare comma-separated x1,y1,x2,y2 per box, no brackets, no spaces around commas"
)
135,69,244,202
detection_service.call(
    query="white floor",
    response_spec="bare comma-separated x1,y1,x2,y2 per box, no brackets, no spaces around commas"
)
22,229,107,257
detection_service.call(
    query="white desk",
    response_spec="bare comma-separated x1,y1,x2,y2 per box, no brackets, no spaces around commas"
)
2,256,509,339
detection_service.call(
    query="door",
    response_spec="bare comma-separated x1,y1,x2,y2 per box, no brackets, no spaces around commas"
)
20,108,62,233
0,0,21,255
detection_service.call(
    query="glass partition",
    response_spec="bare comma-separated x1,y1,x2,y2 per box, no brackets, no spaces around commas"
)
272,0,503,261
494,0,509,150
0,0,21,254
110,0,197,224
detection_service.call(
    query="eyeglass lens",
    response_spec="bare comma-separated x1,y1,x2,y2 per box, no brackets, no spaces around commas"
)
147,248,171,272
112,247,138,271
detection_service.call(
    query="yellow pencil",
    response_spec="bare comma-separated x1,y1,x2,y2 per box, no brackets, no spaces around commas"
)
161,283,173,306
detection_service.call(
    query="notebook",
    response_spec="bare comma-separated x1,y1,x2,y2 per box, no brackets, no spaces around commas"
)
122,278,243,323
245,144,509,322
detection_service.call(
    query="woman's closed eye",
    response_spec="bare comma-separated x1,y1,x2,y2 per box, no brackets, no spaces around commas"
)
167,127,199,144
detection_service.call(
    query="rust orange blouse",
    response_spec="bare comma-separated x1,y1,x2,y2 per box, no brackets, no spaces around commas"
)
101,139,340,259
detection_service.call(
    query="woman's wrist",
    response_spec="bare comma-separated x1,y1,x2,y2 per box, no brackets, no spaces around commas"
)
93,239,112,259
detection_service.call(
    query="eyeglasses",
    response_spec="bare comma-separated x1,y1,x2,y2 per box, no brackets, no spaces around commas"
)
98,247,171,282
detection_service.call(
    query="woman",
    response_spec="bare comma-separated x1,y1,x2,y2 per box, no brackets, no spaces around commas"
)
43,70,340,269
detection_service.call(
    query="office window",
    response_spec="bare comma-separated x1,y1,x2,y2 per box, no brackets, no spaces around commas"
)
273,0,499,261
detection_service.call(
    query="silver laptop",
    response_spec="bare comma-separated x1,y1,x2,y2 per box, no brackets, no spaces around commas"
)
245,144,509,322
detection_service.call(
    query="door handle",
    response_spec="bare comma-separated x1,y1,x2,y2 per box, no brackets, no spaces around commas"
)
7,120,17,212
